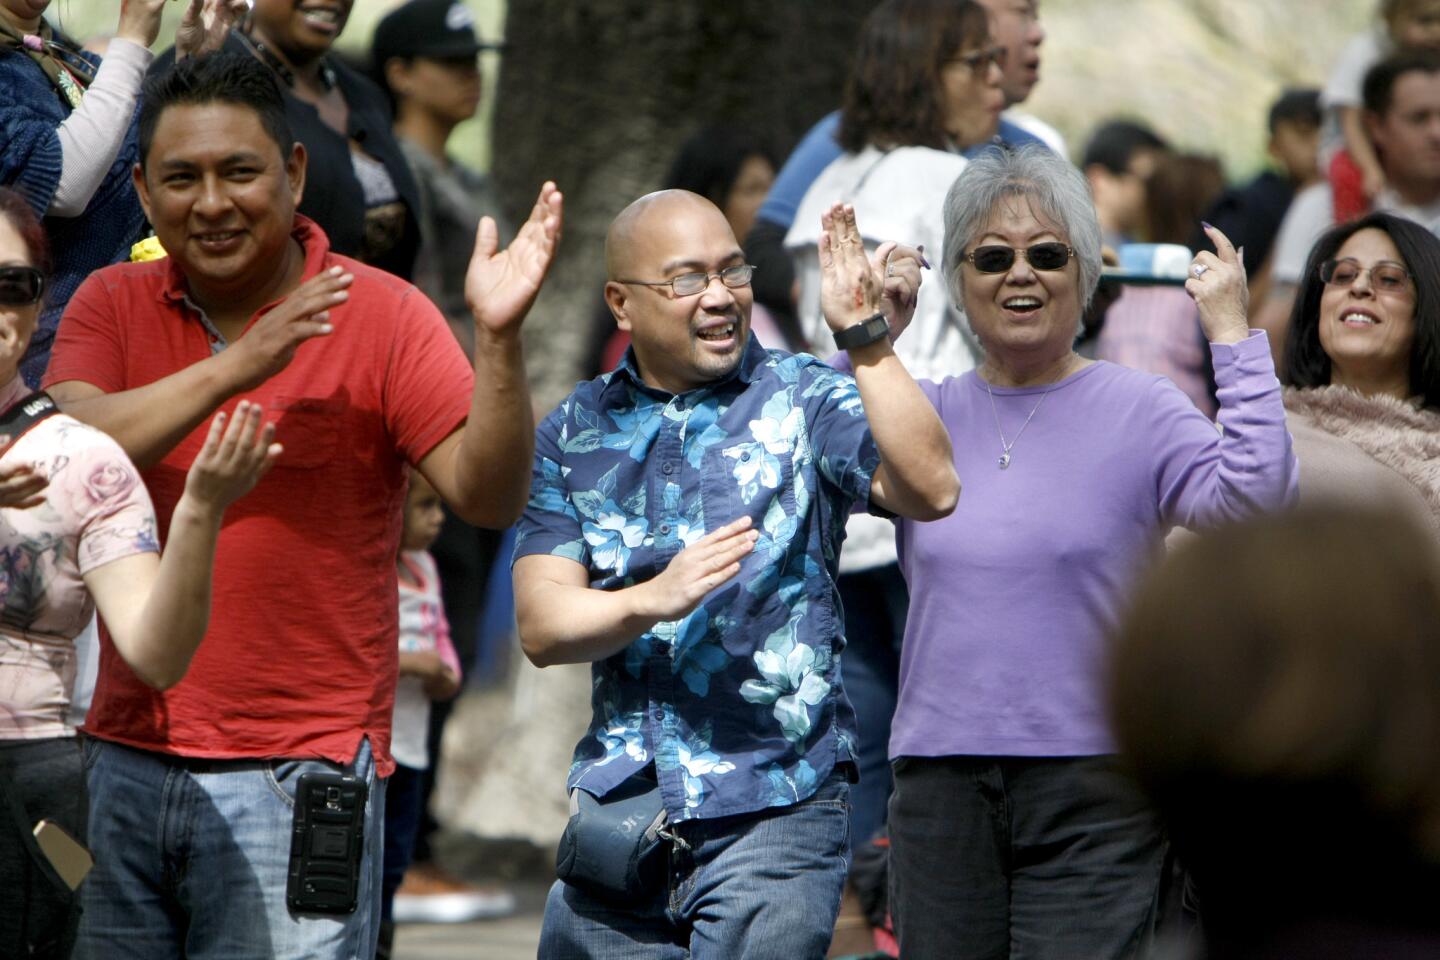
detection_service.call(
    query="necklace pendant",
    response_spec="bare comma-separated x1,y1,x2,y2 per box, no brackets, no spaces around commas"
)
998,453,1011,470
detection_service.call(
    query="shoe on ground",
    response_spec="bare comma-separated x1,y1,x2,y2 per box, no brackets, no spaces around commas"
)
392,862,517,924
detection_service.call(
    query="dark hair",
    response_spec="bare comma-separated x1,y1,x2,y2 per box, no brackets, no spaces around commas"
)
1363,49,1440,116
0,187,51,278
836,0,990,153
1110,505,1440,931
661,125,777,208
138,53,294,166
1143,152,1225,246
1080,119,1168,175
1284,211,1440,407
1267,87,1321,135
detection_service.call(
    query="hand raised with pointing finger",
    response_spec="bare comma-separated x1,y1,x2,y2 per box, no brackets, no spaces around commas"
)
225,266,352,392
633,516,758,623
1185,223,1250,346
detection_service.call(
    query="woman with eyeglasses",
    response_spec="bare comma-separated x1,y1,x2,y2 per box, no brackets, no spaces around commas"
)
844,146,1297,958
1281,212,1440,535
781,0,1005,859
0,0,242,387
0,187,275,958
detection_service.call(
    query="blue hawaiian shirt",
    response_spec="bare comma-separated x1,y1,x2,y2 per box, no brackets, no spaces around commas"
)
514,336,882,821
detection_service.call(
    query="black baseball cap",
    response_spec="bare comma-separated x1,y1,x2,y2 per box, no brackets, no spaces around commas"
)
372,0,503,64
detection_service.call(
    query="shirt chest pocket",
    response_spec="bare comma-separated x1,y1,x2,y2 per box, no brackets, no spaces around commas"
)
269,395,346,469
700,441,798,541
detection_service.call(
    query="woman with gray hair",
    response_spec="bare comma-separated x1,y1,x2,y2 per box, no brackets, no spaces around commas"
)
850,145,1299,957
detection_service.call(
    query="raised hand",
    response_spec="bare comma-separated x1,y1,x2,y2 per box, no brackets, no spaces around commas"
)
465,181,563,337
176,0,250,59
879,242,925,342
225,266,351,392
633,516,757,622
0,462,47,510
818,203,884,334
116,0,167,48
183,401,280,512
1186,223,1250,346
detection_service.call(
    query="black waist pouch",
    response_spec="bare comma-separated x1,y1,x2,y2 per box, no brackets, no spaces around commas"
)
555,773,670,900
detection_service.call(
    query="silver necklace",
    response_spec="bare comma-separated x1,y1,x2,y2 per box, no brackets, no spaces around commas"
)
985,380,1052,470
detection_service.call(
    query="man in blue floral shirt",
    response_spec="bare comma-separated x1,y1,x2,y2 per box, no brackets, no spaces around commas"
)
514,190,958,956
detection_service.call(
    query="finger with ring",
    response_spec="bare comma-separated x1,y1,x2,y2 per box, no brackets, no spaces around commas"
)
1192,263,1209,278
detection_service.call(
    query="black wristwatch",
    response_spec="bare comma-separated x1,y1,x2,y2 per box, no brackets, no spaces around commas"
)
833,312,890,350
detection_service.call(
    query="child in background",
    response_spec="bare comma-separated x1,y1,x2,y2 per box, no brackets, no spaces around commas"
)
378,472,462,958
1323,0,1440,221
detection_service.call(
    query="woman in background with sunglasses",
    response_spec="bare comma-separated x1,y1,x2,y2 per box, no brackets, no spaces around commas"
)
865,146,1298,958
0,0,242,387
1281,212,1440,536
0,187,274,958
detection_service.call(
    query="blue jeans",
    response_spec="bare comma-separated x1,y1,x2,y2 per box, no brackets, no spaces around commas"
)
540,772,851,958
835,563,908,845
381,761,424,924
888,755,1165,960
75,737,386,960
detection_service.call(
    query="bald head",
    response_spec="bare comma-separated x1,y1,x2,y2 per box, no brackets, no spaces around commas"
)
605,190,733,279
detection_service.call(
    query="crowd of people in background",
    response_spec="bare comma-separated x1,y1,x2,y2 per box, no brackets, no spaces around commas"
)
2,0,1439,959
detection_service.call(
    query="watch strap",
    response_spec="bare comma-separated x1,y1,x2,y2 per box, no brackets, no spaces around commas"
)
833,313,890,350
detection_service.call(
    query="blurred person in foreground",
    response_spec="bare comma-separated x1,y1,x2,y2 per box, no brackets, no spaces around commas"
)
744,0,1061,336
785,0,1000,850
846,146,1297,958
1281,211,1440,536
0,0,243,384
41,53,559,959
514,191,957,956
1110,505,1440,959
0,186,276,959
372,0,518,924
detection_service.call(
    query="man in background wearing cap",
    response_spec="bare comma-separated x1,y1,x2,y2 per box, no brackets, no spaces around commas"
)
370,1,518,947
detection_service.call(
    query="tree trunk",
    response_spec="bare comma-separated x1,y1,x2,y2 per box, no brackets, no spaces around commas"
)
491,0,871,411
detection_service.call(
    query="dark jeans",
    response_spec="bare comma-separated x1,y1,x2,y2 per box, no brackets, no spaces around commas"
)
381,762,425,924
836,563,908,845
888,755,1165,960
0,737,88,960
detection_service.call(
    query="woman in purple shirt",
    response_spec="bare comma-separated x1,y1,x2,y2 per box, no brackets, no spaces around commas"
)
881,146,1298,958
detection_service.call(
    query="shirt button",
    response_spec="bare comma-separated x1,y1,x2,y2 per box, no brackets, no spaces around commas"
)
741,451,751,461
652,710,665,722
662,463,673,475
673,398,685,410
659,523,671,535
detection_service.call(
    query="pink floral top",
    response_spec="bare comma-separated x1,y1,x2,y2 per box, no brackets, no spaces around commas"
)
0,377,158,739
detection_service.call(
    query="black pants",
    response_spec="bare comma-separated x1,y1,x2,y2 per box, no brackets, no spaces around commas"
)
0,737,88,959
888,755,1165,960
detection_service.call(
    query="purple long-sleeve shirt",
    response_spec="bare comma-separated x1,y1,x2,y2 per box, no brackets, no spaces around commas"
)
884,332,1297,757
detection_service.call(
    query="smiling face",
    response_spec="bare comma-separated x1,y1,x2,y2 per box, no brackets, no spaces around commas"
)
1317,228,1418,393
250,0,353,60
0,215,39,379
961,194,1082,373
977,0,1043,105
135,102,306,302
940,39,1007,149
604,193,752,396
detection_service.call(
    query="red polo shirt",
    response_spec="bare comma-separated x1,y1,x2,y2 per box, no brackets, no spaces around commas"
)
44,216,474,776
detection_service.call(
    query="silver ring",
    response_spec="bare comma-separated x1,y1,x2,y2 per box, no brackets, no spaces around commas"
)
1192,263,1209,278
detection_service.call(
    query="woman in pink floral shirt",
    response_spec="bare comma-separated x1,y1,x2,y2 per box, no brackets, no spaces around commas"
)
0,188,279,958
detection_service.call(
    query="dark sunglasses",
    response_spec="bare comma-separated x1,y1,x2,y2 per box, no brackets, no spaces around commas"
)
0,266,44,307
962,243,1075,274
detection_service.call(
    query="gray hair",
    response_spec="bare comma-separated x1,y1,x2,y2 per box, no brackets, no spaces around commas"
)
941,145,1104,316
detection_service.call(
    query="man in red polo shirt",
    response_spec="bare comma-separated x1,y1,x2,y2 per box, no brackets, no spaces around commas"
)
43,54,560,959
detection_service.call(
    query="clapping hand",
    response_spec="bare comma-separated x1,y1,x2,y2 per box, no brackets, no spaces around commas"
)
226,266,351,392
633,516,757,623
818,203,884,335
176,0,250,60
116,0,167,49
1185,223,1250,346
0,461,47,510
183,401,280,512
465,181,563,337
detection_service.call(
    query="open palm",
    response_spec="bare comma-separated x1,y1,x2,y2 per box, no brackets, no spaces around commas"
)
465,181,563,335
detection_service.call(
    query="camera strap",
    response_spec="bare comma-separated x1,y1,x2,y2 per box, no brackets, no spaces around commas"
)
0,391,60,452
